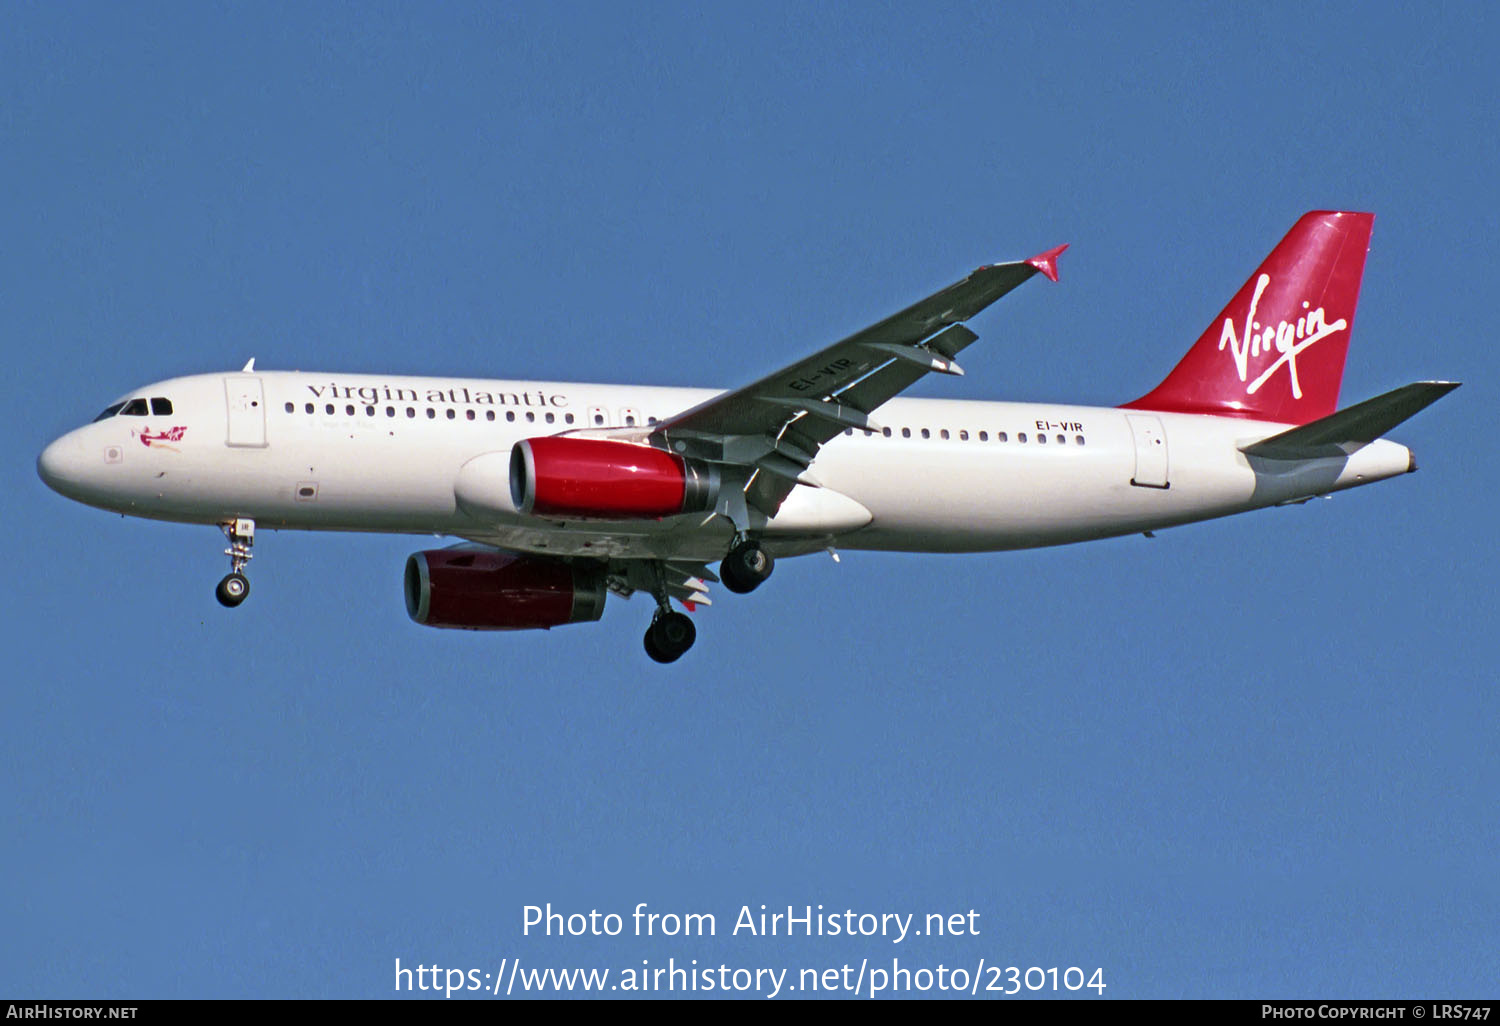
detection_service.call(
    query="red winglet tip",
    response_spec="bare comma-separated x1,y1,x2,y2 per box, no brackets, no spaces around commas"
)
1027,243,1068,282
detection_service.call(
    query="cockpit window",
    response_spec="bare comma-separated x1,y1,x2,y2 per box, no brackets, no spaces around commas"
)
92,402,127,422
120,398,149,416
150,397,173,415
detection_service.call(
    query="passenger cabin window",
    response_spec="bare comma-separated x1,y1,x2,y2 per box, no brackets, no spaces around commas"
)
151,397,173,415
93,402,127,422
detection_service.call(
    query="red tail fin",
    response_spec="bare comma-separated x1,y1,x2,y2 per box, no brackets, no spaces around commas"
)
1122,211,1374,424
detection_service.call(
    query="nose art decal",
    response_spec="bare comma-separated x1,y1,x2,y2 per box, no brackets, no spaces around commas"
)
136,426,187,452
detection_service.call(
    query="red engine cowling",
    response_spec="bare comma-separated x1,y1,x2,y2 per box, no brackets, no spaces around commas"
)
404,548,606,630
509,437,719,519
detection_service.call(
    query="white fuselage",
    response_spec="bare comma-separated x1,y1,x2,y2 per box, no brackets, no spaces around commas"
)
38,370,1415,562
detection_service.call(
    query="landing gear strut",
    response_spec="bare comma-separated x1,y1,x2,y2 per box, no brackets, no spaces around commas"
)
720,537,774,594
642,562,696,663
216,518,255,608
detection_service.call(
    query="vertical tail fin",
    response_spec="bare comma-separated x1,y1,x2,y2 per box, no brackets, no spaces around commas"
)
1122,210,1375,424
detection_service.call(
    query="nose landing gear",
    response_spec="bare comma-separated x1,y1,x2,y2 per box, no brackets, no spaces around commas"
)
216,518,255,608
215,572,250,607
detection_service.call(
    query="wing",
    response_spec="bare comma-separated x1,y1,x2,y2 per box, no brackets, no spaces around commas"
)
655,246,1066,514
448,248,1065,616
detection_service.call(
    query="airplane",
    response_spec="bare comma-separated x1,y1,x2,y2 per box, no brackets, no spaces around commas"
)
37,210,1457,663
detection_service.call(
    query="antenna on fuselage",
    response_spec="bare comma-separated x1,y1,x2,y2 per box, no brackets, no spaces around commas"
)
241,358,256,372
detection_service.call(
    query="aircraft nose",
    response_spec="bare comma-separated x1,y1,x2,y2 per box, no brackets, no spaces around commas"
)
37,432,87,496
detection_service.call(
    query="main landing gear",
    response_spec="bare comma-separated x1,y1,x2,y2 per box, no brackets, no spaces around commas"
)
639,539,772,663
644,609,696,664
215,518,255,608
642,562,696,664
720,537,774,594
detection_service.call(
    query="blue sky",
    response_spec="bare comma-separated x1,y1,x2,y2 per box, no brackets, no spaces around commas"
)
3,1,1495,999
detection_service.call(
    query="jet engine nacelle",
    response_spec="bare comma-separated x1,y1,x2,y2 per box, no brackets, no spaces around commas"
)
404,548,606,630
509,437,719,519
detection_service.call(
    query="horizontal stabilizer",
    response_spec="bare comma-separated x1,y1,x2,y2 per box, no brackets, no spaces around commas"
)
1241,381,1460,460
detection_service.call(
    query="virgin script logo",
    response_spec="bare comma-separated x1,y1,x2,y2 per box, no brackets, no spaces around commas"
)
1218,274,1347,400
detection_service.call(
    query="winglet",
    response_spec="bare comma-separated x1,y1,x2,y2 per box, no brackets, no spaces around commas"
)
1027,244,1068,283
